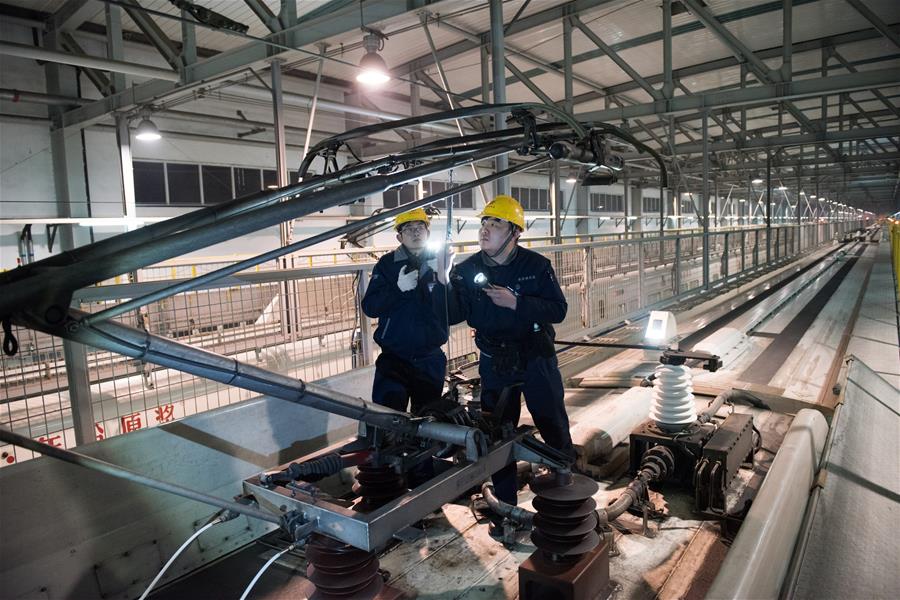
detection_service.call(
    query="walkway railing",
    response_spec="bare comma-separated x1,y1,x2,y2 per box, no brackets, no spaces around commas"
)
0,221,859,465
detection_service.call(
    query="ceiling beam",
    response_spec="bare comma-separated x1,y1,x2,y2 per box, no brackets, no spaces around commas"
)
845,0,900,49
675,151,900,174
243,0,280,33
450,0,883,104
679,0,842,163
569,15,661,101
622,124,900,156
47,0,102,32
58,2,428,131
117,0,181,71
577,68,899,123
393,0,617,78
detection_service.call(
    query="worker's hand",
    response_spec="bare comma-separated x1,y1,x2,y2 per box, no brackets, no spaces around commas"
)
484,285,517,310
436,245,455,285
397,265,419,292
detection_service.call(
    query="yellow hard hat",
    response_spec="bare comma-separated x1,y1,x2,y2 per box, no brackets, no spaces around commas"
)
479,194,525,230
394,207,430,231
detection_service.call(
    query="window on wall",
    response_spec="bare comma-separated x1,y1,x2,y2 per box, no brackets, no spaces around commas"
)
262,169,278,189
134,162,289,206
511,186,549,211
234,167,262,197
423,180,474,209
201,165,232,205
590,192,624,212
382,184,417,209
134,161,166,205
167,163,200,205
643,196,660,213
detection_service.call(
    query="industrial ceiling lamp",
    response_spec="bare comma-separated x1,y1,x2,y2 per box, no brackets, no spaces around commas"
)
356,32,390,86
134,109,161,142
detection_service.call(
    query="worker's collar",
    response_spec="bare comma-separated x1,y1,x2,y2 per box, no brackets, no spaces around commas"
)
482,244,518,267
394,245,409,262
394,245,416,261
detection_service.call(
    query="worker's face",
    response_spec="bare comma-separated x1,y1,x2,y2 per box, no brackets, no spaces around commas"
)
479,217,519,254
397,221,429,254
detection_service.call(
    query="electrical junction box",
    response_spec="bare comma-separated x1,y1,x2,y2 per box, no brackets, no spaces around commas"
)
694,412,754,514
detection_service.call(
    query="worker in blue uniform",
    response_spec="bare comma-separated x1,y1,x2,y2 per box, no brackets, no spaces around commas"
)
361,208,448,416
433,194,575,534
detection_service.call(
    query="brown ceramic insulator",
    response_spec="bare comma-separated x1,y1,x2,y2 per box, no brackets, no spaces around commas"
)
352,463,406,510
305,533,384,599
529,472,601,562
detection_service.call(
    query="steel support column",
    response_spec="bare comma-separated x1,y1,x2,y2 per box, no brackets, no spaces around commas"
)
550,161,562,243
662,0,674,98
480,45,491,134
45,31,89,251
781,0,792,82
564,15,574,113
271,61,289,192
180,7,197,69
490,0,509,196
356,268,374,366
271,59,297,342
766,151,773,263
104,4,125,93
62,339,94,446
702,111,710,290
114,114,137,230
301,45,326,166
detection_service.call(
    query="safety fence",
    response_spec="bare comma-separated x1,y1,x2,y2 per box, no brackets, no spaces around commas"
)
0,221,858,466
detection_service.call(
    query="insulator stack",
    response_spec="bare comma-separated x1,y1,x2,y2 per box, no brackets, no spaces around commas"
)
305,533,383,599
352,463,406,510
529,472,600,562
640,445,676,481
649,363,696,432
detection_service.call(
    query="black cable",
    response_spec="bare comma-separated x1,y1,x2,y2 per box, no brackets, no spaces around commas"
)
344,142,363,164
589,122,668,188
2,317,17,357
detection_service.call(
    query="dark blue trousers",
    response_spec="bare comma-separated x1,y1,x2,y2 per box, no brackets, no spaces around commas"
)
372,350,446,414
479,353,574,507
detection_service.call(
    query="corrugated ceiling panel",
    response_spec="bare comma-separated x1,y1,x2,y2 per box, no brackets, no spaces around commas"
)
0,0,66,13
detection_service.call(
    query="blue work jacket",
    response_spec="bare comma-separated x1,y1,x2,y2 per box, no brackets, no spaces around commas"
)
437,246,567,351
361,246,449,359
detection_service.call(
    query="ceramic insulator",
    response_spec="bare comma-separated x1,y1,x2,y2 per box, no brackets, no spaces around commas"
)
649,363,696,431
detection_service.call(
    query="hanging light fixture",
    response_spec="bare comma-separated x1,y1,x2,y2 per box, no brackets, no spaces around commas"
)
356,32,390,86
134,108,161,142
